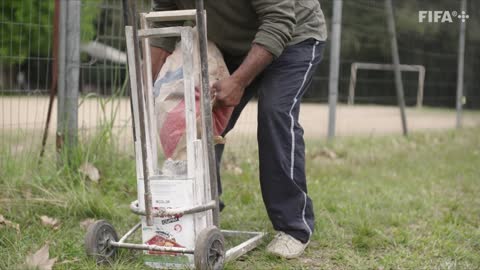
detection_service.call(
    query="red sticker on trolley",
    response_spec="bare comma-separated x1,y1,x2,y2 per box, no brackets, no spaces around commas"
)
146,234,184,255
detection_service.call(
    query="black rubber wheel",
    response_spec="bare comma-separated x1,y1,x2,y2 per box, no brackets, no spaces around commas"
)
194,226,225,270
84,220,119,264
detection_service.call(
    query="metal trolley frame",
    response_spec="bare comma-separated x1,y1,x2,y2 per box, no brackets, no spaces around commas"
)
84,5,265,270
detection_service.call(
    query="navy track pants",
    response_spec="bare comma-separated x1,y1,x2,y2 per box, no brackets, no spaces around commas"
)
216,38,325,243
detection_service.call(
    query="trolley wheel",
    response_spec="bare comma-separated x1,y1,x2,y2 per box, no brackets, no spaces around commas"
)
194,226,225,270
84,220,119,264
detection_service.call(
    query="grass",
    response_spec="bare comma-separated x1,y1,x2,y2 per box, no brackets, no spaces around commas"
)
1,127,480,269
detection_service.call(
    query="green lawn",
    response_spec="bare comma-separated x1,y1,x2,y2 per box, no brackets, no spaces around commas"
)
1,127,479,269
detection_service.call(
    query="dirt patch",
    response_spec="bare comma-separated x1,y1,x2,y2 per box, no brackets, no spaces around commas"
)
2,97,479,147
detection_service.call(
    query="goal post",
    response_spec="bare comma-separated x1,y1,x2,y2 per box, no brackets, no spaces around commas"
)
348,62,426,108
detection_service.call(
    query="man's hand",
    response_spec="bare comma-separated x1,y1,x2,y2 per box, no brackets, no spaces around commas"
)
212,76,246,107
213,44,274,107
151,46,171,79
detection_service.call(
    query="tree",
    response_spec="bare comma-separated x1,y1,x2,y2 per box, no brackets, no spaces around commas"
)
0,0,100,65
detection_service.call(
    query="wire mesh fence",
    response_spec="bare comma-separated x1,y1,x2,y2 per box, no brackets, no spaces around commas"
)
314,0,480,107
1,0,479,167
1,0,55,168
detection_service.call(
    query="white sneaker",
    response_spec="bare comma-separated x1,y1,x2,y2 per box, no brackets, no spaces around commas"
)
266,232,309,259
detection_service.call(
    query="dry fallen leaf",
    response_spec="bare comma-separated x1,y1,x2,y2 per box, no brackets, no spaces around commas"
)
233,166,243,175
319,147,337,159
225,162,243,175
22,188,32,199
78,162,100,183
0,214,20,232
80,218,96,230
56,257,80,265
40,215,61,230
25,244,57,270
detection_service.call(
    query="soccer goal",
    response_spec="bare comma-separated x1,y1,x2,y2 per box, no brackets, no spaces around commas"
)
348,62,426,108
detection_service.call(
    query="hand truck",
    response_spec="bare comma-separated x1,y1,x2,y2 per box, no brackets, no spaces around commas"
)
84,3,265,270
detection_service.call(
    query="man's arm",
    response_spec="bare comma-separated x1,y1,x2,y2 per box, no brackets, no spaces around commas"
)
213,0,295,107
213,44,273,107
251,0,295,57
151,46,171,79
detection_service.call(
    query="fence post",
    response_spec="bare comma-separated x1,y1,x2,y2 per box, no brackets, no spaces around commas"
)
327,0,343,140
57,0,80,156
456,0,467,129
385,0,408,136
56,0,66,151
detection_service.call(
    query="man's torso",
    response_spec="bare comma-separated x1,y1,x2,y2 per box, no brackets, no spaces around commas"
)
172,0,327,59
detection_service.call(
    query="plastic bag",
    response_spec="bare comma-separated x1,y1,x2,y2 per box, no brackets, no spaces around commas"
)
153,31,233,161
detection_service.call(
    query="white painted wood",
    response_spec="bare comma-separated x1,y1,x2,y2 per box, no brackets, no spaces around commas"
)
137,27,184,38
140,14,159,173
180,28,197,179
224,231,266,262
134,141,143,179
126,26,154,178
139,66,155,177
125,26,143,177
193,140,210,236
142,10,197,23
